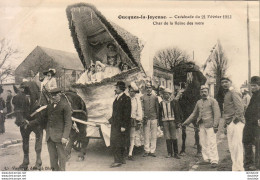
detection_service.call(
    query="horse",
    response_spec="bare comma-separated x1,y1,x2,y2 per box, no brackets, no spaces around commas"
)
12,81,89,170
12,81,43,170
172,61,207,155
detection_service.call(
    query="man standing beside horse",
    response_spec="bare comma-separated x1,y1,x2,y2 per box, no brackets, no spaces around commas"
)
28,88,72,171
183,85,221,168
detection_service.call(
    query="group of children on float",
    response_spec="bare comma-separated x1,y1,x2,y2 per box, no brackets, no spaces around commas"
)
77,43,131,84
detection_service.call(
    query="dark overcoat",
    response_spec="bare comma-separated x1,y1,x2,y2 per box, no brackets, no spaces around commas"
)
243,90,260,144
110,93,131,147
45,97,72,142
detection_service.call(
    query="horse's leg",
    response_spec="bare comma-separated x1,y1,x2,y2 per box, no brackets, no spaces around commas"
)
19,126,31,169
78,124,88,161
192,121,202,155
180,126,186,154
32,125,43,170
65,129,77,160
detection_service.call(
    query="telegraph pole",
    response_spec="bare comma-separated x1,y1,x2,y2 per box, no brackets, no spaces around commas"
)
247,3,252,95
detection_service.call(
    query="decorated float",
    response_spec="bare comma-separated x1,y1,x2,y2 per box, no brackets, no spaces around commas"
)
66,3,146,147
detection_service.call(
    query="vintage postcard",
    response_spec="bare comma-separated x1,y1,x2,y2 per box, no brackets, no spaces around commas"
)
0,0,259,179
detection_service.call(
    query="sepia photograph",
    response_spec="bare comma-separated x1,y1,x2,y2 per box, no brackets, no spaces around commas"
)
0,0,259,178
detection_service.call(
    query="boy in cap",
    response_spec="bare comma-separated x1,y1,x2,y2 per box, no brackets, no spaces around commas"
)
159,88,182,159
243,76,260,170
183,85,221,168
109,81,131,167
141,82,160,157
221,77,245,171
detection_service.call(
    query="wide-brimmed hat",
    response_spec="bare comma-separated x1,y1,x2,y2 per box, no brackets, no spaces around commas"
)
43,68,56,76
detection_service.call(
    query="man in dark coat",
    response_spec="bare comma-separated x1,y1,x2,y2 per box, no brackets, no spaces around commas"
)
29,88,72,171
6,90,12,114
109,81,131,168
243,76,260,171
0,86,5,134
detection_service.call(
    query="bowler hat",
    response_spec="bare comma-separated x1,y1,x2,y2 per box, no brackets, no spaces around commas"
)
49,88,62,95
115,81,126,88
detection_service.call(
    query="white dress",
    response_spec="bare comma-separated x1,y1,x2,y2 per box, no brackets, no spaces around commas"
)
41,77,57,91
104,66,121,78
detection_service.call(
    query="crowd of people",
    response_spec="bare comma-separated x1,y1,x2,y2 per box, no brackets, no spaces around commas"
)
109,76,260,171
1,62,259,171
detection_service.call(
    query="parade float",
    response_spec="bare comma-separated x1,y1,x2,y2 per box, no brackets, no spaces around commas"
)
66,3,146,147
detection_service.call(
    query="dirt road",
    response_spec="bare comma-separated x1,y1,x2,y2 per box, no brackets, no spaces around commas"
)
0,119,231,171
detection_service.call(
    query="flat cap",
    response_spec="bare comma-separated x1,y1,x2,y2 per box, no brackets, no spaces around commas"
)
251,76,260,85
200,85,209,90
220,77,231,82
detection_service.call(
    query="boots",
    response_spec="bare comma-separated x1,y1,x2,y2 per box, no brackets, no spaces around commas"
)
172,139,181,159
166,139,172,158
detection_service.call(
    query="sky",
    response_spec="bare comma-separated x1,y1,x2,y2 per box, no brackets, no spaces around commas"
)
0,0,259,88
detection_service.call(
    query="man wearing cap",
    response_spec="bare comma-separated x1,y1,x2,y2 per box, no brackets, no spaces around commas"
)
221,77,245,171
141,82,160,157
109,81,131,167
159,88,182,159
29,88,72,171
183,85,220,168
243,76,260,170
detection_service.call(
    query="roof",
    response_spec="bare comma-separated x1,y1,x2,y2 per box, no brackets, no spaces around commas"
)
38,46,84,70
66,3,142,69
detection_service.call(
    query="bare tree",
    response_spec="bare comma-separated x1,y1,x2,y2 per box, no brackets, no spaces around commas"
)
0,38,20,84
211,40,228,96
153,47,190,69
